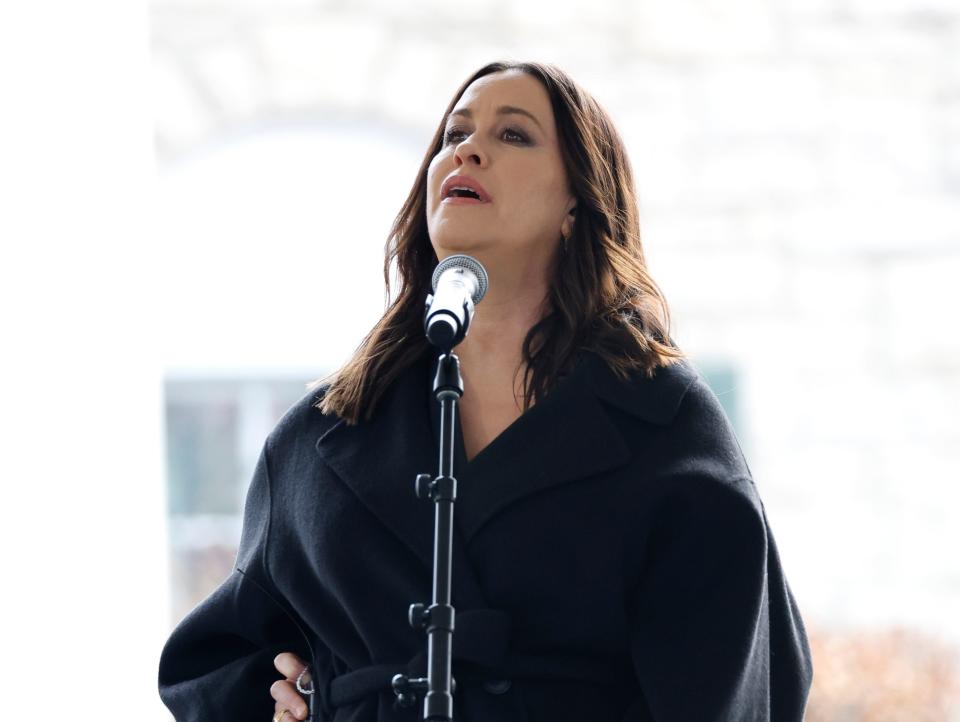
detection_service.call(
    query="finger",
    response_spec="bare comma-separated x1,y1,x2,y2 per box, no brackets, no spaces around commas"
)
274,702,309,722
271,680,309,720
273,652,307,680
274,702,308,722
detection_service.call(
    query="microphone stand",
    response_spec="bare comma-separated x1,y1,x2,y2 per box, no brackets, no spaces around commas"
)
390,252,487,720
390,350,462,721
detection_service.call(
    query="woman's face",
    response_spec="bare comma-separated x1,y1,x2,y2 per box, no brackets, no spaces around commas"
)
426,70,576,265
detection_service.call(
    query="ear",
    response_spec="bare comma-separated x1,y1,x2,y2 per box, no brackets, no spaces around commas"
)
561,201,577,239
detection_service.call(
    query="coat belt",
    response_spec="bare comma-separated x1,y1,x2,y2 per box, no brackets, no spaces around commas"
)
320,608,635,711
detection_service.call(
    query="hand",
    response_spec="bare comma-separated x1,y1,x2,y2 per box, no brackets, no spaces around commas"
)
271,652,311,721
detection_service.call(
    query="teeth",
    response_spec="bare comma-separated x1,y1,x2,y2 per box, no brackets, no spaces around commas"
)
448,186,481,198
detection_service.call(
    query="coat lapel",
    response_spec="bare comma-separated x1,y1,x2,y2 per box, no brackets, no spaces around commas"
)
450,353,633,543
448,350,698,544
315,346,698,605
315,350,490,608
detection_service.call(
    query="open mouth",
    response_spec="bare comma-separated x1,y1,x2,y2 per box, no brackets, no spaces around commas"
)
440,175,491,203
446,187,482,200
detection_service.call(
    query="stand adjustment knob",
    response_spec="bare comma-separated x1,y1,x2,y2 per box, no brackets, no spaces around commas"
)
391,674,428,708
408,603,430,630
415,473,433,499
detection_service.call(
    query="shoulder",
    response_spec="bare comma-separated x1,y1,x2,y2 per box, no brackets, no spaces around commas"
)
263,380,341,466
582,352,701,426
584,351,753,484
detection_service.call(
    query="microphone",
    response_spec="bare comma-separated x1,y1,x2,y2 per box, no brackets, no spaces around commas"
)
424,254,489,350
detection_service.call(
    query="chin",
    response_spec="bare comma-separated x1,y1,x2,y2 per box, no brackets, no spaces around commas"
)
433,240,496,259
431,229,493,249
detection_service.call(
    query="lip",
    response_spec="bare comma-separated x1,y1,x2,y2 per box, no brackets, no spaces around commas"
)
440,174,492,204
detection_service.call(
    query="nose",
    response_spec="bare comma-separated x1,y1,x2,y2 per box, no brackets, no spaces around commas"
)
453,134,488,169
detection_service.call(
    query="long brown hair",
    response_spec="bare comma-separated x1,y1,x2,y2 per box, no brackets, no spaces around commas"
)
311,61,686,425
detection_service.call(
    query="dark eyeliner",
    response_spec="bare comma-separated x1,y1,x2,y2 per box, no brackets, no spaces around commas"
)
442,126,530,145
503,127,529,144
443,127,465,144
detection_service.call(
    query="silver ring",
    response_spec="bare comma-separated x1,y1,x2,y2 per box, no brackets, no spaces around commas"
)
296,666,315,695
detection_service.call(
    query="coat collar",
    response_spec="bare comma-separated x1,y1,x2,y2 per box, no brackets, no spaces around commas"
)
315,347,697,607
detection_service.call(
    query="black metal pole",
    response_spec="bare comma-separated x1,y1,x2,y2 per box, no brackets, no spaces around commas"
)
391,351,462,721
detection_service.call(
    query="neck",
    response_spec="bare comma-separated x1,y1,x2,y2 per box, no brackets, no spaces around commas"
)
450,248,555,393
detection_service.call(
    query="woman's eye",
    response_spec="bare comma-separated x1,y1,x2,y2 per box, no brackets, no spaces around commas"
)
502,127,528,143
442,127,529,145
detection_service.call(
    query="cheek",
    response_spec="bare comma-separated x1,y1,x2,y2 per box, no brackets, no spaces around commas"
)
507,174,567,227
515,156,565,199
425,171,438,215
425,156,446,210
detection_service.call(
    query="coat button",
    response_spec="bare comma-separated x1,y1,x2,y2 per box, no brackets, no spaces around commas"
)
481,678,512,694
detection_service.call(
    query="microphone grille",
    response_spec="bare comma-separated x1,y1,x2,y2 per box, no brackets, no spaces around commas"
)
431,254,489,303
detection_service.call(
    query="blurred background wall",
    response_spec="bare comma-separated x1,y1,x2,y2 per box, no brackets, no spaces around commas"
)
2,0,958,718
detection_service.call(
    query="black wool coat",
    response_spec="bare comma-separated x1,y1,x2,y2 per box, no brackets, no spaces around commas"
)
158,348,814,722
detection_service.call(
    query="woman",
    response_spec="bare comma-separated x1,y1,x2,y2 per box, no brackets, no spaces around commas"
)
158,61,814,722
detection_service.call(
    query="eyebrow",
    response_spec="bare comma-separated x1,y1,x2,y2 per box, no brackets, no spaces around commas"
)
448,105,545,133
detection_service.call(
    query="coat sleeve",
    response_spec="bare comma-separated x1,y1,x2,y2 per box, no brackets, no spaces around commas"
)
158,440,326,722
620,475,813,722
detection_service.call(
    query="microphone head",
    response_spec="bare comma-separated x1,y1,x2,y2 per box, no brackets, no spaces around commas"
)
431,254,488,304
